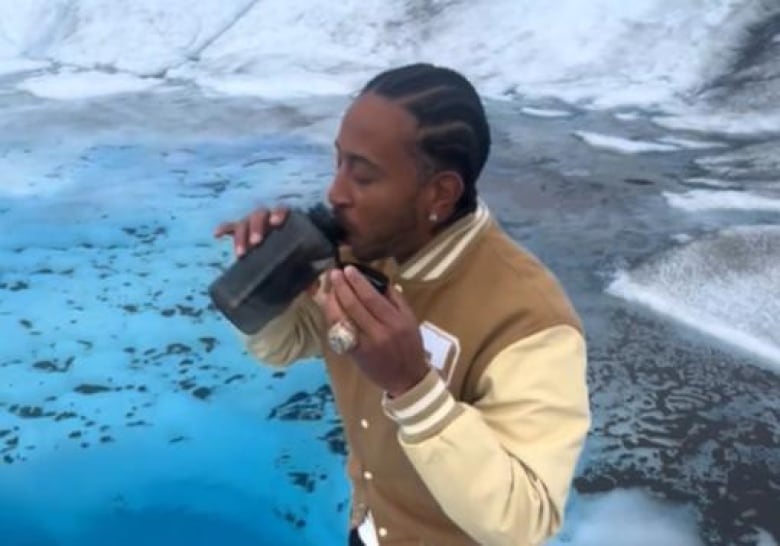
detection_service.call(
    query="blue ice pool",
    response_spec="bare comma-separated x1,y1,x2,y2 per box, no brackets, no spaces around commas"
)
0,136,350,545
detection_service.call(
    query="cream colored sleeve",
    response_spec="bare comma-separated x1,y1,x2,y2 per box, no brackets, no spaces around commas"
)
382,324,590,546
243,292,326,366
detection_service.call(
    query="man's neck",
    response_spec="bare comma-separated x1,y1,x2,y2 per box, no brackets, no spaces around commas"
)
393,231,436,266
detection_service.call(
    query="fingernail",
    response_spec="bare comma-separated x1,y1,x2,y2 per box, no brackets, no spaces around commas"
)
249,233,261,245
236,245,244,256
270,213,282,225
394,283,403,293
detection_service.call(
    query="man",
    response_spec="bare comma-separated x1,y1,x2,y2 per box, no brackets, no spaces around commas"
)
214,63,590,546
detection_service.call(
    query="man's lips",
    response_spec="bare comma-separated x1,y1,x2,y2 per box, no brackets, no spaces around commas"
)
334,215,355,241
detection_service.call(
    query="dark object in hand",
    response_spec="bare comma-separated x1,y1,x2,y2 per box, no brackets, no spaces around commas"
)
340,262,388,295
208,204,345,334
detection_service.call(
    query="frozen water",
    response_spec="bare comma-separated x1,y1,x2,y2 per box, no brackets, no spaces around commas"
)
0,58,48,76
664,190,780,212
574,131,680,153
0,138,349,545
18,70,161,100
655,136,727,150
2,1,779,544
521,107,573,118
608,225,780,368
0,0,777,117
549,489,703,546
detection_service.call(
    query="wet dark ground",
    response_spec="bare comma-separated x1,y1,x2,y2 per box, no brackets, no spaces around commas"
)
481,100,780,545
1,82,779,545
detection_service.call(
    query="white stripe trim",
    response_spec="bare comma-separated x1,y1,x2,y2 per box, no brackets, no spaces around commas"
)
400,201,488,280
423,205,490,281
401,396,457,436
400,218,476,279
391,377,447,421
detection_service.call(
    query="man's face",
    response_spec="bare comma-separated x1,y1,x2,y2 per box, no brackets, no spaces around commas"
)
327,92,429,263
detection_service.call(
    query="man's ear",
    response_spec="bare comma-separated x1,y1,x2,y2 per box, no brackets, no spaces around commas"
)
427,170,464,221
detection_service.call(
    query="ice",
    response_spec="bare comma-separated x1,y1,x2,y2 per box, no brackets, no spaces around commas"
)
656,136,727,150
757,528,779,546
574,131,680,153
0,0,258,76
615,112,642,121
653,110,780,136
695,142,780,178
0,142,90,197
664,190,780,212
17,70,161,100
0,58,48,76
607,225,780,369
193,72,360,100
193,1,401,76
521,107,573,118
1,2,778,543
0,138,348,544
0,0,776,112
412,0,767,108
680,177,744,190
548,489,703,546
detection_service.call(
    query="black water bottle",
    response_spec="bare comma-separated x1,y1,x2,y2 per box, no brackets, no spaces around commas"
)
208,204,345,334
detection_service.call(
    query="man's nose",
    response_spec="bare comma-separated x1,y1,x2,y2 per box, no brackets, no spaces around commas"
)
327,169,350,207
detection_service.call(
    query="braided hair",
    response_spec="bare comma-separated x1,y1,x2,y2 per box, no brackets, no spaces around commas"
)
360,63,491,219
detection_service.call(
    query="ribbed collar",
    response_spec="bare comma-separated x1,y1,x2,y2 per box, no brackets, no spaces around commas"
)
396,200,491,282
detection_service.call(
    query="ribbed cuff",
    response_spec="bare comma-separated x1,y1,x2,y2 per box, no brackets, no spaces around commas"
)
382,368,463,443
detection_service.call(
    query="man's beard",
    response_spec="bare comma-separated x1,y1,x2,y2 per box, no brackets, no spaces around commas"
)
343,210,421,264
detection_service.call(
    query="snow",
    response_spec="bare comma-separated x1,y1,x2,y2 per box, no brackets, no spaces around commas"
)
18,70,161,100
1,2,778,544
680,177,744,190
664,190,780,212
653,110,780,136
0,0,775,114
0,58,48,76
549,489,704,546
607,225,780,369
574,131,679,153
656,136,727,150
521,107,573,118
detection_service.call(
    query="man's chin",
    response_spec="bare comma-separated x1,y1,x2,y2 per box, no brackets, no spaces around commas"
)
342,242,385,264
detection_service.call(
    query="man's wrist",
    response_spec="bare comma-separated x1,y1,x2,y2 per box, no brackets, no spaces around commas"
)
382,368,464,443
386,366,430,399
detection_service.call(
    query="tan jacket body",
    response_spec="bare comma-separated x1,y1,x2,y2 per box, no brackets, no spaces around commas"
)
246,203,590,546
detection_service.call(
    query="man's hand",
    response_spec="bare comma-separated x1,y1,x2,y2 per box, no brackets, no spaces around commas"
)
214,206,323,298
214,207,289,257
324,266,430,397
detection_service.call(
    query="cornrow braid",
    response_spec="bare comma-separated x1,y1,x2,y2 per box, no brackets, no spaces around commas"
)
361,63,491,219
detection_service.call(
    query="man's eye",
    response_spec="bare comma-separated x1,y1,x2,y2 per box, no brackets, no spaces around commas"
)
354,175,374,185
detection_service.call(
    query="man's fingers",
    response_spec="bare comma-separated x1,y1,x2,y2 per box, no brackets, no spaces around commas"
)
269,208,289,227
213,222,235,238
343,266,396,323
332,269,385,336
233,220,249,257
322,282,346,326
248,210,268,246
215,206,289,257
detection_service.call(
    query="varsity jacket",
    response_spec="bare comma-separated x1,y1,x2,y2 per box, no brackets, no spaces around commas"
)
244,202,591,546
